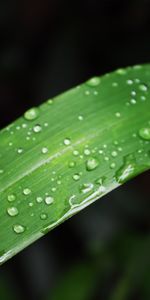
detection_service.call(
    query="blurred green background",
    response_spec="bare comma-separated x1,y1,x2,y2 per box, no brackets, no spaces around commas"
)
0,0,150,299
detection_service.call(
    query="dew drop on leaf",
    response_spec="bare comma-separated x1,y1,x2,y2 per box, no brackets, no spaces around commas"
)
33,124,42,133
24,108,39,121
7,194,16,202
7,207,18,217
40,213,48,220
138,127,150,140
23,188,31,195
138,84,148,92
86,157,99,171
64,138,71,146
86,77,101,87
45,196,54,205
13,224,25,234
73,173,80,181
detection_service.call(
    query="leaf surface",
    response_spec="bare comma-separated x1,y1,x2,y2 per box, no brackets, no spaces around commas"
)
0,64,150,264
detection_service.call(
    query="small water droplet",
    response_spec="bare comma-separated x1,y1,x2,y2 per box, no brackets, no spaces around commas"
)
110,162,116,169
112,82,118,87
73,150,79,156
47,99,53,105
7,194,16,202
40,213,48,220
7,206,18,217
116,68,126,75
42,147,48,154
86,77,101,87
0,169,4,174
111,151,118,158
17,148,23,154
115,112,121,118
24,108,39,121
13,224,25,234
23,188,31,195
138,84,148,92
130,98,136,105
84,149,91,156
45,196,54,205
115,155,136,184
36,196,43,203
73,173,80,181
139,127,150,140
86,157,99,171
80,183,94,194
33,124,42,133
126,79,133,85
69,161,76,168
78,115,83,121
64,138,71,146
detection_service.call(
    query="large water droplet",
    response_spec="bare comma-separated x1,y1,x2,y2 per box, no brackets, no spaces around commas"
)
7,207,18,217
139,127,150,141
86,157,99,171
24,108,39,121
13,224,25,234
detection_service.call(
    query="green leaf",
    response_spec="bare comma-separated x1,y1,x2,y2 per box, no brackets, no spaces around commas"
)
0,64,150,264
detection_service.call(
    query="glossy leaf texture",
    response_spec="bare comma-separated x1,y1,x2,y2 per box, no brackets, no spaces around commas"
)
0,64,150,264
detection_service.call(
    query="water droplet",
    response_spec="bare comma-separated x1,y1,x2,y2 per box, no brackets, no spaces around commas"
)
36,196,43,203
111,151,118,158
40,213,48,220
73,150,79,156
130,99,136,105
0,169,4,174
24,108,39,121
17,148,23,154
13,224,25,234
73,173,80,181
45,196,54,205
80,183,94,194
64,138,71,146
115,112,121,118
42,147,48,154
139,127,150,140
110,162,116,169
141,96,146,101
33,124,42,133
69,161,76,168
47,99,53,105
131,91,136,96
116,69,126,75
112,82,118,87
7,206,18,217
138,84,148,92
126,79,133,85
7,194,16,202
84,149,91,156
85,90,90,96
86,77,101,87
78,115,83,121
115,155,136,184
23,188,31,195
86,157,99,171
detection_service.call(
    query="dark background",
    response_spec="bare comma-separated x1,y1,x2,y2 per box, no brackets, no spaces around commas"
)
0,1,150,299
